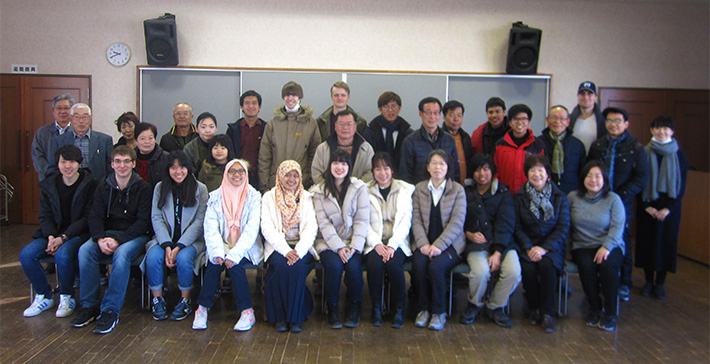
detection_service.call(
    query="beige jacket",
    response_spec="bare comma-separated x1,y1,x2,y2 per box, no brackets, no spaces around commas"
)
310,134,374,186
365,179,415,256
258,105,321,191
260,188,318,261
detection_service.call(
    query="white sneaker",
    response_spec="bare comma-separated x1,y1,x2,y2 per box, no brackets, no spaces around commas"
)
233,308,255,331
414,310,430,328
55,295,75,318
192,305,208,330
23,294,54,317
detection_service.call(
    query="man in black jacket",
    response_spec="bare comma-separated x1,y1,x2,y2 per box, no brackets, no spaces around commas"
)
226,90,266,189
588,107,649,301
70,146,152,334
538,105,587,194
362,91,412,175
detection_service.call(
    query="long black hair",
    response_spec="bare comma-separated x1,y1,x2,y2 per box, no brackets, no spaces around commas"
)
158,151,198,208
324,148,353,206
576,160,611,198
206,134,236,165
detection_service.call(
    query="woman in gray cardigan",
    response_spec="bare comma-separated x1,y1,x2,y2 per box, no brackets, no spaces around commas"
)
411,150,466,331
568,160,625,332
145,151,208,321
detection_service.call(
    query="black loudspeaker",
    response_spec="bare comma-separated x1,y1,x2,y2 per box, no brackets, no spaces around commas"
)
505,22,542,75
144,13,179,66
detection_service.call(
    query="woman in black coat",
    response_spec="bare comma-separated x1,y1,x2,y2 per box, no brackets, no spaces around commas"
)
514,154,570,334
635,116,688,300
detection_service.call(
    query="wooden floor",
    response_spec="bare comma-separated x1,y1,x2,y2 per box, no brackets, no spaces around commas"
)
0,224,708,364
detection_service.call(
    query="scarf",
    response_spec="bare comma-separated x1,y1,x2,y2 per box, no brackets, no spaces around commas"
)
642,138,681,202
604,132,627,191
274,160,303,233
525,180,554,221
549,130,566,177
380,115,402,156
221,159,249,248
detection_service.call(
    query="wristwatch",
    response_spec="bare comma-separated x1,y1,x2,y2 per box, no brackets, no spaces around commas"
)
61,234,69,243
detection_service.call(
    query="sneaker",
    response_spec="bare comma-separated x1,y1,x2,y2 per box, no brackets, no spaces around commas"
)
528,309,542,326
584,311,601,327
653,284,666,300
70,306,100,328
414,310,430,328
93,309,119,334
170,298,192,321
618,285,630,302
234,308,255,331
55,295,75,318
289,323,302,333
640,282,653,297
192,305,208,330
275,321,288,332
486,307,512,328
599,314,616,331
23,294,54,317
459,303,480,325
100,276,109,286
541,314,555,333
428,313,447,331
152,297,167,321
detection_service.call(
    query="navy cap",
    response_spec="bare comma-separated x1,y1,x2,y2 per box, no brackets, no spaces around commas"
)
578,81,597,94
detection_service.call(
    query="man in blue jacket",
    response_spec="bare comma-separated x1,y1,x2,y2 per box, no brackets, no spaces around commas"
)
32,94,74,180
538,105,587,194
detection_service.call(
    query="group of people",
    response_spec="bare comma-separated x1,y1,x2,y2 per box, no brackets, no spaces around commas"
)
21,80,686,335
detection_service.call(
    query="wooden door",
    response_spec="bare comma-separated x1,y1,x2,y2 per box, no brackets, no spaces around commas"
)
1,75,22,223
0,74,90,224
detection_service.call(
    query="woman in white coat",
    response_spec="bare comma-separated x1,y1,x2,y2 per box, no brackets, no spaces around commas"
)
192,159,262,331
262,160,318,333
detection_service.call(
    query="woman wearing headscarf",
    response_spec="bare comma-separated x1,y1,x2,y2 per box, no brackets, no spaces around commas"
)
192,159,262,331
635,116,688,300
261,160,318,333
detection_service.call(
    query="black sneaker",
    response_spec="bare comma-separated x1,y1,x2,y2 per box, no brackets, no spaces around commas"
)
541,314,555,333
618,285,630,302
486,307,512,328
170,298,192,321
93,310,119,334
598,314,616,331
289,323,302,333
528,309,542,326
640,282,653,297
70,306,100,328
459,303,480,325
152,297,167,321
653,284,666,300
584,311,601,327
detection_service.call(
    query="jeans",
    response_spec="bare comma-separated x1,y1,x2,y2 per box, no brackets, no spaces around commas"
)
78,234,148,314
466,250,521,310
197,258,253,311
366,248,407,309
411,246,460,314
145,244,197,291
20,236,84,297
320,250,363,306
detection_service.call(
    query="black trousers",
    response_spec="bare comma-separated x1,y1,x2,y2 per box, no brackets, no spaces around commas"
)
366,248,407,309
520,255,557,316
572,247,623,315
411,246,460,315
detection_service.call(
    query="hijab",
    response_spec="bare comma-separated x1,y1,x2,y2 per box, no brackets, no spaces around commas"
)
221,159,249,247
274,160,303,233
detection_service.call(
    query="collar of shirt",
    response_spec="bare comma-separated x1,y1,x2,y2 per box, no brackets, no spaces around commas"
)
240,118,262,128
427,179,447,206
55,121,71,135
73,129,91,139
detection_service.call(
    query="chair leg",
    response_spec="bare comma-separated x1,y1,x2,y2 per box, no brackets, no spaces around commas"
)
448,270,453,317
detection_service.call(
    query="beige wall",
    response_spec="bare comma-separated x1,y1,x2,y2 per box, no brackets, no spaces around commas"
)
1,0,708,140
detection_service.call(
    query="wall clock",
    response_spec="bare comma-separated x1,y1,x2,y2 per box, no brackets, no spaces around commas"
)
107,42,131,66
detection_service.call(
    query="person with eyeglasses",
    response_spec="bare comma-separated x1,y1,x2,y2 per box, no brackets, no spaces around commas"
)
311,109,375,185
32,94,75,180
537,105,587,194
47,103,113,181
315,81,368,141
159,103,198,153
399,97,461,185
494,104,545,195
587,106,649,302
70,146,152,334
363,91,413,174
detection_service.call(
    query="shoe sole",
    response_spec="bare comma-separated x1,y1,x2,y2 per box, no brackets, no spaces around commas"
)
56,310,74,318
71,316,97,328
192,325,207,330
329,323,342,329
171,312,191,321
153,315,168,321
344,322,359,328
93,319,118,334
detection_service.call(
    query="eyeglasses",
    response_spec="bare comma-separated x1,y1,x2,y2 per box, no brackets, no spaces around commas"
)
605,118,625,124
228,168,246,176
173,111,192,116
381,104,400,110
72,115,91,121
112,158,134,165
54,106,71,111
429,161,447,167
512,117,530,122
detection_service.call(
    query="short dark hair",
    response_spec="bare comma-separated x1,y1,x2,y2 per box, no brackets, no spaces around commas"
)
371,152,394,174
112,145,136,160
470,153,496,176
508,104,533,121
134,122,158,139
54,145,83,166
282,81,304,99
443,100,465,117
335,109,355,121
115,111,140,132
239,90,262,107
577,160,611,198
650,115,674,130
602,107,629,122
523,154,551,178
206,134,236,164
196,112,217,127
377,91,402,108
418,97,442,112
426,149,454,180
52,94,75,108
485,97,506,111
